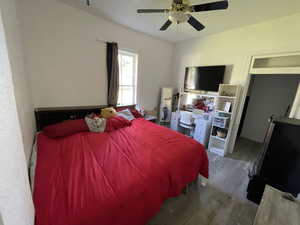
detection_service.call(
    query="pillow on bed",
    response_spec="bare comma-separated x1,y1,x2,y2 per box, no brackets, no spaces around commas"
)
116,107,143,118
117,108,135,121
43,119,89,138
86,112,101,118
130,109,143,118
105,116,131,132
85,116,106,133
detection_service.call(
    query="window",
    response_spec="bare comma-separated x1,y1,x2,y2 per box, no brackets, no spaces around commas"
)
118,50,138,106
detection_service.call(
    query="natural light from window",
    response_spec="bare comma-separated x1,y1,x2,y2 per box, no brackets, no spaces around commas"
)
118,50,138,106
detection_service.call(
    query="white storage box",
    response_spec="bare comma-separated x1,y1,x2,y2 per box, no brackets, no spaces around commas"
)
209,135,226,156
213,116,230,129
209,147,225,157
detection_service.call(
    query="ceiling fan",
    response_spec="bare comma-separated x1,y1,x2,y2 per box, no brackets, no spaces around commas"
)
137,0,229,31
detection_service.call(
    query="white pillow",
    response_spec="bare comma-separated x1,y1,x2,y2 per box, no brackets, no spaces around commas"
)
117,109,135,121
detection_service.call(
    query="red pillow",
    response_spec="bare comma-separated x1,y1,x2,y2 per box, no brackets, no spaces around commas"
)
130,109,143,118
116,107,128,112
43,119,89,138
105,116,131,132
116,107,143,118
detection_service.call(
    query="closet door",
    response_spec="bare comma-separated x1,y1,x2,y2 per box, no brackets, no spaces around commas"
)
290,82,300,119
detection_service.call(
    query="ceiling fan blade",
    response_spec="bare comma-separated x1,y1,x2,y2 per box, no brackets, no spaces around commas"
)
187,16,205,31
160,20,172,31
137,9,169,13
192,1,228,12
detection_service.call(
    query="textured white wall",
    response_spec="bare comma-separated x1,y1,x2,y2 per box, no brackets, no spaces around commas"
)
0,5,34,225
0,0,35,164
173,13,300,89
19,0,174,110
172,13,300,149
241,75,300,143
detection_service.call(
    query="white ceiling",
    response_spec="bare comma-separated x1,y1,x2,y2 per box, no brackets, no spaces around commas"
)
65,0,300,42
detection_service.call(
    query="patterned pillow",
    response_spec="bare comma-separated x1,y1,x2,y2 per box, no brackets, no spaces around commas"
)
85,115,107,133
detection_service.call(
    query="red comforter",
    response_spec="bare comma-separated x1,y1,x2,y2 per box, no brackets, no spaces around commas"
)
34,119,208,225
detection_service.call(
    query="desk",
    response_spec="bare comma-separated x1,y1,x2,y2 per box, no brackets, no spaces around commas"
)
254,185,300,225
171,110,212,147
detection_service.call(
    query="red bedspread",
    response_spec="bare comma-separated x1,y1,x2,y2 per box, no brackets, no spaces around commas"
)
34,119,208,225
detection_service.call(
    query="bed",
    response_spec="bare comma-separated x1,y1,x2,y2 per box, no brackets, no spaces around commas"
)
32,105,209,225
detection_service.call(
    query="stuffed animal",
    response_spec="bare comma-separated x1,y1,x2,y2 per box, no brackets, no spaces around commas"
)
101,107,117,119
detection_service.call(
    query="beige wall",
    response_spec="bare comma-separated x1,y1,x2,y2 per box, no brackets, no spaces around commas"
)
0,0,34,224
0,0,35,163
19,0,174,110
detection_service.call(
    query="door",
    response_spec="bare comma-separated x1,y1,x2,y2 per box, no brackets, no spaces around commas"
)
241,75,300,143
289,82,300,118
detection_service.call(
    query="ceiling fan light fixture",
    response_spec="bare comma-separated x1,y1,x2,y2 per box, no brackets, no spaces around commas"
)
169,11,190,24
137,0,229,31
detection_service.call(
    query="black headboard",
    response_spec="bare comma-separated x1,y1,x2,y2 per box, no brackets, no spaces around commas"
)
35,105,136,131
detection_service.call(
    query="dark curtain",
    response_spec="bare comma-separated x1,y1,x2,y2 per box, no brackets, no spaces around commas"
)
106,42,119,106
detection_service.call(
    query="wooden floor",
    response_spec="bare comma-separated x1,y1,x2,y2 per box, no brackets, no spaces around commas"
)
148,137,262,225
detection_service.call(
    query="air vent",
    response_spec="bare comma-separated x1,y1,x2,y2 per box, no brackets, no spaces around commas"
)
79,0,93,6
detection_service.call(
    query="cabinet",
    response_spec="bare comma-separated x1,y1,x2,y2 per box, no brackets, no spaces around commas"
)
253,185,300,225
247,117,300,204
170,111,180,131
193,117,212,148
250,53,300,75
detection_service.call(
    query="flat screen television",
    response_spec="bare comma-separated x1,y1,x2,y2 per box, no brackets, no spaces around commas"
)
184,65,225,92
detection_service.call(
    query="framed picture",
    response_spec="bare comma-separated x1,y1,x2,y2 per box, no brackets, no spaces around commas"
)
224,102,231,112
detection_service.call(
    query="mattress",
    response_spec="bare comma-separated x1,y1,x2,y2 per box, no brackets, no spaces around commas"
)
33,118,208,225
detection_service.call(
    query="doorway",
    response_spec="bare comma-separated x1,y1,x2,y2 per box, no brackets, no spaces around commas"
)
236,74,300,150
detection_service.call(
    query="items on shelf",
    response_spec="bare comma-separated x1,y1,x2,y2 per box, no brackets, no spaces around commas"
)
211,127,228,139
172,83,242,157
180,95,215,113
217,129,227,139
218,84,239,97
193,97,215,112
